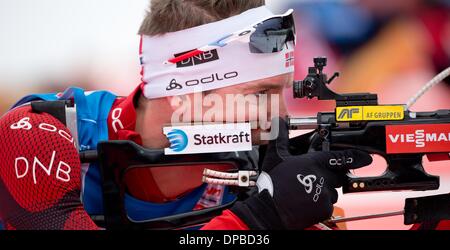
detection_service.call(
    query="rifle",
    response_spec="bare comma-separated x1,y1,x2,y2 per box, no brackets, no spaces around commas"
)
289,56,450,193
288,57,450,226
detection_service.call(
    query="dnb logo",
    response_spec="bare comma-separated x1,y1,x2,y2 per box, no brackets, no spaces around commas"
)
166,129,189,152
174,49,219,68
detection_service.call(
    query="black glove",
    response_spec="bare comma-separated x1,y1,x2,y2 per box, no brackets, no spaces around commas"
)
231,118,373,229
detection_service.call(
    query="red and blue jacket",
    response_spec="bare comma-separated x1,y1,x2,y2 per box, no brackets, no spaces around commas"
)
0,85,247,229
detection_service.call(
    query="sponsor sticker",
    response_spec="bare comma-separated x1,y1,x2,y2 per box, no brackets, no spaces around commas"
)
174,49,219,68
163,123,252,155
386,124,450,153
336,105,404,122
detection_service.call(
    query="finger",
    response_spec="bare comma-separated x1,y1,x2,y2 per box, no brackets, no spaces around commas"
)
329,188,339,204
261,117,291,172
309,149,373,172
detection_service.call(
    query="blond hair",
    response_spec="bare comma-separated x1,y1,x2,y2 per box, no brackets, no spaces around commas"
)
139,0,265,36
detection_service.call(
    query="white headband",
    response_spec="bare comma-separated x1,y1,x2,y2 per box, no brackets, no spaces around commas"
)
141,6,295,99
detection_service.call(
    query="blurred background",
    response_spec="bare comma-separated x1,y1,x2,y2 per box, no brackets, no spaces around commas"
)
0,0,449,229
275,0,450,230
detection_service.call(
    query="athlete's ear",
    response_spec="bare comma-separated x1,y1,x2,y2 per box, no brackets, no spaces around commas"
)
285,73,294,88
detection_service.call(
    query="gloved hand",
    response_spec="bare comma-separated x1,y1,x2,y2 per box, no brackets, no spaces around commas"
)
231,118,373,229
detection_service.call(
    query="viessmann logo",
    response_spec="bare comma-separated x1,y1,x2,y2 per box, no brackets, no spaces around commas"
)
386,124,450,154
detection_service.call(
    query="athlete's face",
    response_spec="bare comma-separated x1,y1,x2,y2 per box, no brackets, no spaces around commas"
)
172,73,293,144
138,73,292,203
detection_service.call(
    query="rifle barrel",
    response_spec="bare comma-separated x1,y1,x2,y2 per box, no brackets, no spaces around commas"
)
328,210,404,223
288,117,318,129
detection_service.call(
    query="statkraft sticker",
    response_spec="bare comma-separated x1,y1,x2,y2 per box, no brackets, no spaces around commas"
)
163,123,252,155
336,105,404,122
385,124,450,154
